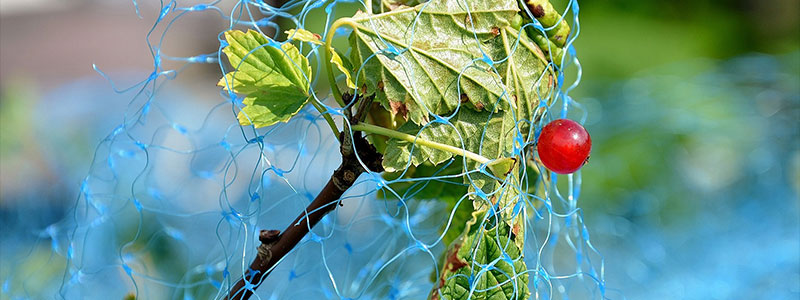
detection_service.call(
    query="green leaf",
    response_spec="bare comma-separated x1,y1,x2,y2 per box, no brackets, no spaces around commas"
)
487,157,517,178
382,109,513,171
379,157,539,253
348,0,553,125
283,28,357,89
285,28,323,45
331,48,357,89
432,210,529,300
236,89,307,128
381,108,518,198
218,29,312,128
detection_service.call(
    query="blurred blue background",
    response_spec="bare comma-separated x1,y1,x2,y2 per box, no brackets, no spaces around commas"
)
1,0,798,299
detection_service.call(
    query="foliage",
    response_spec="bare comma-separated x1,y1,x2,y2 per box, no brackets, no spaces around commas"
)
219,30,312,128
348,0,552,126
216,0,569,298
434,211,528,300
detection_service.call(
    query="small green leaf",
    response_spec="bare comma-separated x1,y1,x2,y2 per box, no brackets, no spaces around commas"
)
487,157,517,178
285,28,323,45
218,29,312,128
331,48,357,89
237,89,308,127
283,28,356,89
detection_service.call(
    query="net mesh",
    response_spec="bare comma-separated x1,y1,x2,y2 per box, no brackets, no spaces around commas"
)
6,0,613,299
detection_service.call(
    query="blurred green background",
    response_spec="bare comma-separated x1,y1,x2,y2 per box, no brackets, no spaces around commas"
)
1,0,798,298
574,0,798,80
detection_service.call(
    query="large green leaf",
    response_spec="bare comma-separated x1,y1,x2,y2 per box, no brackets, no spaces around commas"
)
382,108,518,196
352,0,555,202
382,109,513,170
349,0,553,125
218,30,312,128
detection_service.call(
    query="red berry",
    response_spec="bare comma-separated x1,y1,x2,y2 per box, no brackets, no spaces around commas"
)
537,119,591,174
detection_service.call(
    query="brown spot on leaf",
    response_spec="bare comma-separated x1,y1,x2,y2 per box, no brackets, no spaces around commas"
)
491,27,500,36
474,101,485,111
431,242,468,299
512,222,522,237
431,291,440,300
531,4,545,18
313,33,322,40
460,93,469,103
389,101,408,118
377,80,384,91
464,14,473,27
446,245,468,271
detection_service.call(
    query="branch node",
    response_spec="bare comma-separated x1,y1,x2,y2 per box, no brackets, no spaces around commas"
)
258,229,281,244
254,230,281,269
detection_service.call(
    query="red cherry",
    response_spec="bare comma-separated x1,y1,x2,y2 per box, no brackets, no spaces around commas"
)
537,119,591,174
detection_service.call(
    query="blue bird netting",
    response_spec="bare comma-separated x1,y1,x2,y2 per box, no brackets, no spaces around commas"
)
3,0,616,299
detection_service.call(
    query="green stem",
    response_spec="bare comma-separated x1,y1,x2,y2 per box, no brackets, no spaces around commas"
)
351,122,491,165
324,18,358,107
309,97,340,139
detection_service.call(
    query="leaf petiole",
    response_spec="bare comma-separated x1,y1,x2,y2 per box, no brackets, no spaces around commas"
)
351,122,491,165
324,18,359,107
309,97,341,139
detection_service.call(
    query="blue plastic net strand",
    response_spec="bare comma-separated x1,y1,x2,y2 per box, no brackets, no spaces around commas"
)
3,1,614,299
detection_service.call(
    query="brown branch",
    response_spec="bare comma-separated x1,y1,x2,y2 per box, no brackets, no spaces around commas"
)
226,95,382,299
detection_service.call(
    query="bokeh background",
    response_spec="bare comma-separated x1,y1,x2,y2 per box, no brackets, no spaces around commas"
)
1,0,798,299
